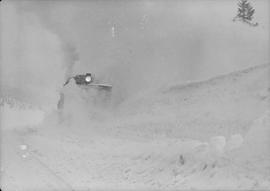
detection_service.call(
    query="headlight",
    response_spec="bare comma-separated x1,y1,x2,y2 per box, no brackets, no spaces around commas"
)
85,76,92,82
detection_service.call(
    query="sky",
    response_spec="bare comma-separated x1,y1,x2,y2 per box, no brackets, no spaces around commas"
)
0,0,269,106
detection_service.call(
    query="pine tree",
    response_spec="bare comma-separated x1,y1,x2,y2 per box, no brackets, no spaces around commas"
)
233,0,258,26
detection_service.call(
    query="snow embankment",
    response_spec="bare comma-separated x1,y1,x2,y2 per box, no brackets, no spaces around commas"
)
239,110,270,159
114,63,269,140
0,97,45,130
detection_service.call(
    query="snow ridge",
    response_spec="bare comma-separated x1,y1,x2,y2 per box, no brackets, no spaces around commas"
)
164,63,269,94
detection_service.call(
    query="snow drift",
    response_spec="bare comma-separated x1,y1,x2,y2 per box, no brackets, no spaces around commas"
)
0,97,45,130
240,110,270,158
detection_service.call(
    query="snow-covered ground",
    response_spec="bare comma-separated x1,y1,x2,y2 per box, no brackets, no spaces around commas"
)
1,63,269,190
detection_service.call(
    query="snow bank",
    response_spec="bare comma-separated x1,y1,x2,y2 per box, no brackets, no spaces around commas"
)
0,99,45,130
177,109,270,169
242,110,270,158
225,134,244,151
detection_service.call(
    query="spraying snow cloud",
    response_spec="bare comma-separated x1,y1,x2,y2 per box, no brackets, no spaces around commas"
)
1,0,269,107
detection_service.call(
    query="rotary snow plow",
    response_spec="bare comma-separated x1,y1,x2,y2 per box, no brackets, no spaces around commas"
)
57,73,112,110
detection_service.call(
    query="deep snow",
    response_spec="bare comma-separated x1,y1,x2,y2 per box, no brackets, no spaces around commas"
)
1,64,270,190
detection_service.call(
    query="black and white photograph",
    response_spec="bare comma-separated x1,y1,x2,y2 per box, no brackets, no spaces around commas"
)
0,0,269,190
